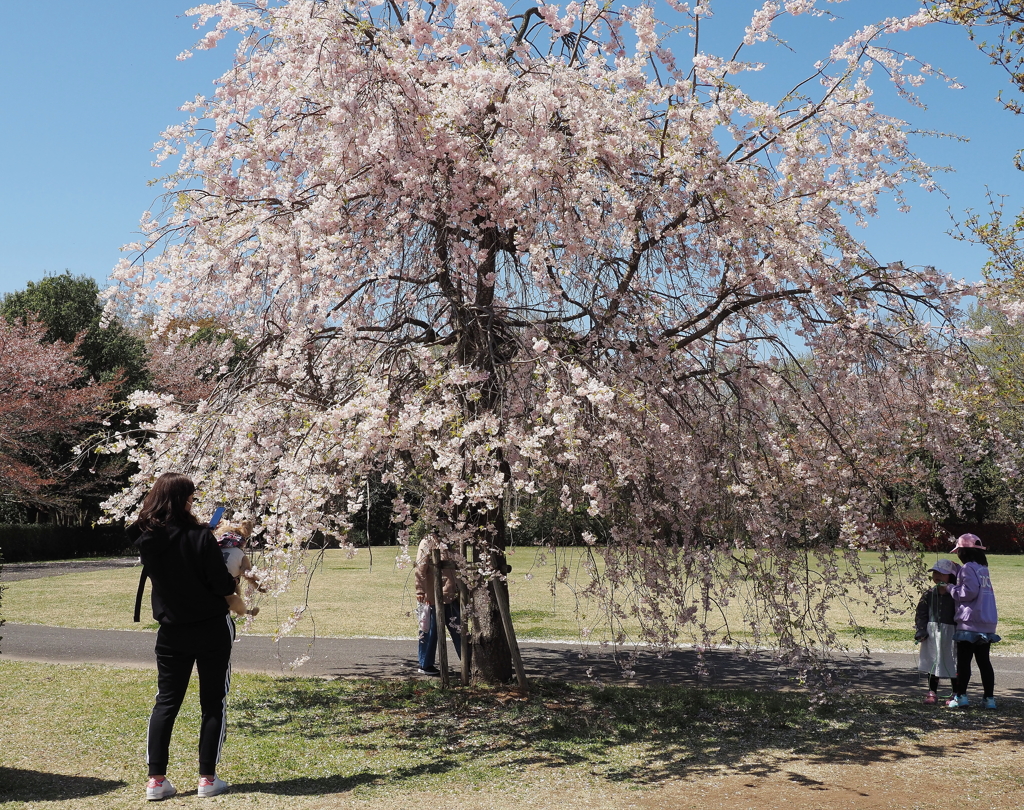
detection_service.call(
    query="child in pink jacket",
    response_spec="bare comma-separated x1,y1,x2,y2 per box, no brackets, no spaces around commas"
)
945,533,1000,710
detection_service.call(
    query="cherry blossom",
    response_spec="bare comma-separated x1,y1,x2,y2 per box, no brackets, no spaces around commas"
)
102,0,1001,681
0,318,112,510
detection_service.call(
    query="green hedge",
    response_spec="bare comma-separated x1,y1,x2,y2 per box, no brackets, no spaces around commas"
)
0,523,133,563
876,520,1024,554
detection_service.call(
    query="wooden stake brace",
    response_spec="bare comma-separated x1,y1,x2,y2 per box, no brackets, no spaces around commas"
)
459,543,472,686
430,548,450,688
491,555,528,689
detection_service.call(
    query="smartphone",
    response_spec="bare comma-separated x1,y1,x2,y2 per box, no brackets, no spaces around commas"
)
209,506,226,528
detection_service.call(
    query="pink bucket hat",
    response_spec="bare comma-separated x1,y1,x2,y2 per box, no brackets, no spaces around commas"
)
951,533,986,551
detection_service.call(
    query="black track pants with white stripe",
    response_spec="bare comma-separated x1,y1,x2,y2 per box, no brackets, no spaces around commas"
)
147,614,234,776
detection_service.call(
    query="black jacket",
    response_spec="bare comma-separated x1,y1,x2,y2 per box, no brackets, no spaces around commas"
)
134,521,237,625
914,586,956,641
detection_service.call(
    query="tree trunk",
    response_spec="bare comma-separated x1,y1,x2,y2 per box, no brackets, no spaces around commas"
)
463,524,515,684
468,575,514,684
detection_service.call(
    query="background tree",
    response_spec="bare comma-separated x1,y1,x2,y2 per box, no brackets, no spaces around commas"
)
0,273,154,524
1,272,149,397
0,318,112,515
144,322,243,406
967,304,1024,430
936,304,1024,523
104,0,997,682
928,3,1024,519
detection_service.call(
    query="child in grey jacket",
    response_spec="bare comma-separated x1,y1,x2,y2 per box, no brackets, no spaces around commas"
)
914,558,960,705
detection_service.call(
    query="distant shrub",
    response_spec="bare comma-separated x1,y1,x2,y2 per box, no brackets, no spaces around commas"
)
0,523,133,563
876,520,1024,555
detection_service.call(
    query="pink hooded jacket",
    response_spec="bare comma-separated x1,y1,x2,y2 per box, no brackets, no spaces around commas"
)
948,561,998,634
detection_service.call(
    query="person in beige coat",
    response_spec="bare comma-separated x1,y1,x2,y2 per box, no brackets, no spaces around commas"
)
415,536,462,675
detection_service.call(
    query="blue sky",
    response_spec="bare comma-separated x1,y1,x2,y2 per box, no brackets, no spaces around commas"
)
0,2,236,297
1,1,1021,299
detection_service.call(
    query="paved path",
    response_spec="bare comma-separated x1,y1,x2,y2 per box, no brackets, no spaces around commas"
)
0,558,140,582
5,559,1024,697
5,622,1024,698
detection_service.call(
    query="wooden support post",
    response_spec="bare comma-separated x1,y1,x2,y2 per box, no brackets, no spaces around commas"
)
431,548,450,688
459,543,471,686
491,564,528,689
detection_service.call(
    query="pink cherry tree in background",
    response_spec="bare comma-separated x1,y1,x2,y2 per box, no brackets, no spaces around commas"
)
145,325,239,406
101,0,1002,682
0,319,113,512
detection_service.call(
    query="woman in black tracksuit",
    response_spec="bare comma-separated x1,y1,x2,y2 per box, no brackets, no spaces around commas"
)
132,472,238,801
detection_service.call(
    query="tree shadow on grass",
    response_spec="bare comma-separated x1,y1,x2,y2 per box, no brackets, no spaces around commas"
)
231,676,1024,789
230,761,461,796
0,766,124,801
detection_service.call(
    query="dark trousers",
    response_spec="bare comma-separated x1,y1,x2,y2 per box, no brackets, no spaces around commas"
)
927,674,958,693
418,602,461,670
147,614,234,776
955,640,994,698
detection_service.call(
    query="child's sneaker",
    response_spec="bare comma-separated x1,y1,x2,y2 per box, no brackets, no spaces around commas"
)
982,696,997,710
198,776,229,798
146,777,177,801
946,694,969,709
923,691,937,705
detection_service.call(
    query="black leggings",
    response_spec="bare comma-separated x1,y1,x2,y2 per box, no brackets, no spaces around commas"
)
147,615,234,776
955,640,994,698
927,674,958,693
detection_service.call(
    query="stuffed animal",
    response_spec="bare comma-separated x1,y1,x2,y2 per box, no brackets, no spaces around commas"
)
217,519,261,617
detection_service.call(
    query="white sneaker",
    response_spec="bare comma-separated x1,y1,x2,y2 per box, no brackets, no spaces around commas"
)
198,776,229,797
146,777,177,801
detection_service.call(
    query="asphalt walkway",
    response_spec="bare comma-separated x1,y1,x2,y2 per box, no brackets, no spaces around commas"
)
4,559,1024,697
5,622,1024,698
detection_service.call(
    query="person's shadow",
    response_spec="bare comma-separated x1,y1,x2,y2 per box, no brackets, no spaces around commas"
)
230,762,457,796
0,767,124,801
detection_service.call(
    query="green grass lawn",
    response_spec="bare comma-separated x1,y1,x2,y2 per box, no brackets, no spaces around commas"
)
3,553,1024,809
3,659,1021,810
4,547,1024,655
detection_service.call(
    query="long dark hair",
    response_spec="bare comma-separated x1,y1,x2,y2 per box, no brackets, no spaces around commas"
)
956,547,989,567
136,472,202,531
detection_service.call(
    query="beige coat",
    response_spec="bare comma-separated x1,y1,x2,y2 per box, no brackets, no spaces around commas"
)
414,537,459,605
